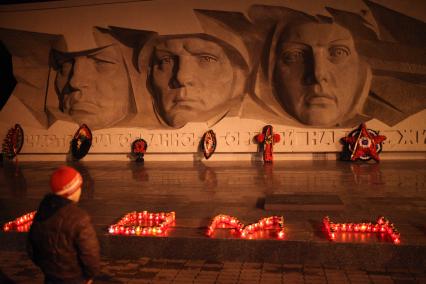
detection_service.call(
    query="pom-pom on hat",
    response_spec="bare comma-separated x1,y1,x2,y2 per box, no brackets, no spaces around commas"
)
50,166,83,197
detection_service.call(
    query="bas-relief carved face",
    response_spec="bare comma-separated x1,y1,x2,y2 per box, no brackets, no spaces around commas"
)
274,22,363,127
150,37,235,128
54,45,130,129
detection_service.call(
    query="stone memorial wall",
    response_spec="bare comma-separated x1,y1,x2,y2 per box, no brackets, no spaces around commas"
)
0,0,425,160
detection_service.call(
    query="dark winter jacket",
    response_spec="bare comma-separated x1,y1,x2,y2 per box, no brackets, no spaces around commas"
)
27,194,100,283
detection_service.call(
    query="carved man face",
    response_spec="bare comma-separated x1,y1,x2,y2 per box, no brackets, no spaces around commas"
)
150,37,236,128
54,45,130,129
274,22,362,126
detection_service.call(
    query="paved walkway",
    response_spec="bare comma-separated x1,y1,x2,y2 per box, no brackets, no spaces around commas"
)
1,161,425,282
0,251,424,284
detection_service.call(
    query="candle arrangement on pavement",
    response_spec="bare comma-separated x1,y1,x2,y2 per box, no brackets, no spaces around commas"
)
108,211,175,236
207,214,285,239
323,216,400,244
2,211,36,232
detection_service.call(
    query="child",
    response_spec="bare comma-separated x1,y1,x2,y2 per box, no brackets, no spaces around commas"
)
27,166,100,284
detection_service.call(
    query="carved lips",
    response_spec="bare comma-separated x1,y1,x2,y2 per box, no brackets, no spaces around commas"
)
306,90,337,106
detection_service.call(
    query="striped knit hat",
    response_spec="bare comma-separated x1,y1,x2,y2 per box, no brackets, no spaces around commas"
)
50,166,83,197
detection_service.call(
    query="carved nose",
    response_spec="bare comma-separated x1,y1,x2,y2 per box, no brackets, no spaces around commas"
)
313,50,329,84
69,57,91,89
175,56,194,87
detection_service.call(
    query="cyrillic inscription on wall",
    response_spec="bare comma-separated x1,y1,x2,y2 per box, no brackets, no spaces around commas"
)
20,124,426,153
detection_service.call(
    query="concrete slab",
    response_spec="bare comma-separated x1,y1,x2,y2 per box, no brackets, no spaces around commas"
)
0,160,425,270
264,194,344,211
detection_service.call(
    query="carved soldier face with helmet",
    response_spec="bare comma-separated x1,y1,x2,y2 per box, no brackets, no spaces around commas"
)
273,21,369,127
54,45,131,129
149,35,246,128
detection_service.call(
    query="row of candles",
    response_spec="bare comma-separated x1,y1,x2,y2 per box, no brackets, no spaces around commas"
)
323,216,401,244
2,211,36,232
108,211,175,236
1,211,401,244
206,214,285,239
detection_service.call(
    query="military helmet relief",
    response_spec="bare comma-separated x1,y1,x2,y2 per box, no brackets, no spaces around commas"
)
0,2,424,131
0,1,424,161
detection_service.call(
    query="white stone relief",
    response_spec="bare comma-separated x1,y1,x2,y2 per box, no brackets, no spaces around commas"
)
0,0,425,157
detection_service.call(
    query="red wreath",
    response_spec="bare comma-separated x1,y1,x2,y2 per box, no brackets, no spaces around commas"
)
131,138,148,162
201,130,217,160
2,124,24,160
255,125,280,163
341,123,386,162
71,124,92,160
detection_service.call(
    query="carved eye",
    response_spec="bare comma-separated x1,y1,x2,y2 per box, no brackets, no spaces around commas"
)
329,46,350,59
60,61,72,75
88,53,118,66
92,59,117,73
281,49,306,64
158,56,175,65
198,55,218,63
95,59,115,66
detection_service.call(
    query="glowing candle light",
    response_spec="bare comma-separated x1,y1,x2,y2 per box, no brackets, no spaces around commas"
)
2,211,37,233
108,211,175,237
323,216,400,244
207,215,285,240
354,224,360,232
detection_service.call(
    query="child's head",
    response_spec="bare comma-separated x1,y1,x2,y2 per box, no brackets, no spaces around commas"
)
50,166,83,202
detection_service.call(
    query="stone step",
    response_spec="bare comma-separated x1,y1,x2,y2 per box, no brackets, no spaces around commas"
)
1,230,425,271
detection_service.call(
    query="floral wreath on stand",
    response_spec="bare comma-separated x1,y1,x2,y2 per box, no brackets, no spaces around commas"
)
201,130,217,160
71,124,92,161
255,125,280,163
2,124,24,161
340,123,387,162
131,138,148,162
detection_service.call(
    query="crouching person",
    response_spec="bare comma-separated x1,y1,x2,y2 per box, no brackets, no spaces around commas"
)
27,166,100,284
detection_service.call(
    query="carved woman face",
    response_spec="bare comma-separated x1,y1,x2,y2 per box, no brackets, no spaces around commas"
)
274,22,363,126
54,45,130,129
150,37,235,128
